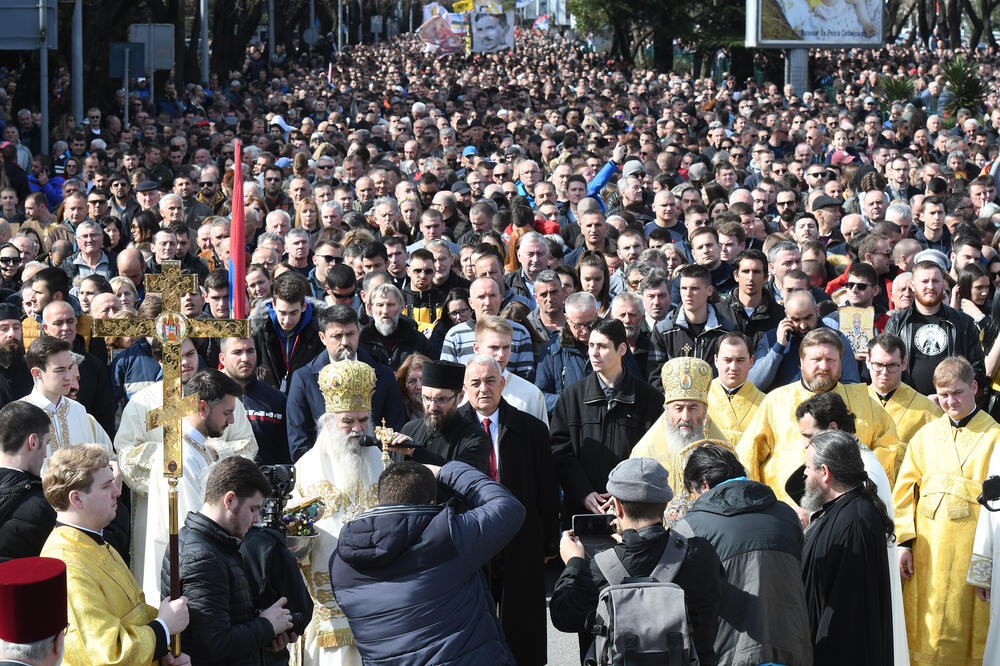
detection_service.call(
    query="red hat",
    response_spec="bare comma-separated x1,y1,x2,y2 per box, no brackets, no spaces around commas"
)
0,557,67,643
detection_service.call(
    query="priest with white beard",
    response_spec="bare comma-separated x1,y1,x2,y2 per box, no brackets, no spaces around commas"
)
290,358,415,666
631,355,734,524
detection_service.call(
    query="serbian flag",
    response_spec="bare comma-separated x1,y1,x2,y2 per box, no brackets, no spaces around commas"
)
229,139,247,319
533,14,549,31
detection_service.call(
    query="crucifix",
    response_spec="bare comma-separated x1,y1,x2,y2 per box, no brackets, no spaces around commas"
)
94,260,249,655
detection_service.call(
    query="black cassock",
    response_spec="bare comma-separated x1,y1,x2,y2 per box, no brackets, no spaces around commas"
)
801,486,893,666
401,412,491,473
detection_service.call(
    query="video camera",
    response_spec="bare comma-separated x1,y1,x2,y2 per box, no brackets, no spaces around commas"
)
978,476,1000,511
259,464,296,530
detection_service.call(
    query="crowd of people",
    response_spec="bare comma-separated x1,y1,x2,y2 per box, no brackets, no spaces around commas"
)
0,23,1000,666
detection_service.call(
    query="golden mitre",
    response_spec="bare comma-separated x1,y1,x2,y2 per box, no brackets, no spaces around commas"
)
660,355,712,404
319,360,376,413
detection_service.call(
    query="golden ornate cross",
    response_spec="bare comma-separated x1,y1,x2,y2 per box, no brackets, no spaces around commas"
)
93,260,249,655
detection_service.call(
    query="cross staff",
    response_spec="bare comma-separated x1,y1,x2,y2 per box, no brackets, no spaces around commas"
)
94,260,249,655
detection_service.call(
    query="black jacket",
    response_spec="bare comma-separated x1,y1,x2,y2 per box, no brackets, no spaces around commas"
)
679,480,813,666
647,305,735,389
550,371,663,514
550,524,723,666
715,289,785,350
241,378,290,465
166,512,275,666
0,468,56,562
359,315,432,371
252,302,326,393
458,400,559,666
239,526,314,666
801,487,893,666
883,303,987,393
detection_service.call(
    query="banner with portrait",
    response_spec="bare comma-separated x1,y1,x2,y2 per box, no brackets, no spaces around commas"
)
470,0,515,53
746,0,884,47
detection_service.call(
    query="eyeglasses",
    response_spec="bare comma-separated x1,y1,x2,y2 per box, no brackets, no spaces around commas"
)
845,281,872,291
448,306,471,318
567,319,595,331
421,393,458,407
869,361,902,373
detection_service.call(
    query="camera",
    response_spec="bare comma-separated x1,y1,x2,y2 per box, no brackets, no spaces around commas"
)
259,464,296,530
978,476,1000,511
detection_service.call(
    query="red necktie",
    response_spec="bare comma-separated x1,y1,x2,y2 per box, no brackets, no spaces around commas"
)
483,417,498,481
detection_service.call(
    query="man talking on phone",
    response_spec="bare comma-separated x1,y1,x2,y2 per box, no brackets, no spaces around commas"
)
550,457,723,664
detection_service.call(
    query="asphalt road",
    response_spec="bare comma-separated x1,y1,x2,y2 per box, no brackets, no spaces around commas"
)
545,560,582,666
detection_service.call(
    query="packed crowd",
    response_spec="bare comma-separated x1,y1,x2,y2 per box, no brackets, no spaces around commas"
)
1,25,1000,666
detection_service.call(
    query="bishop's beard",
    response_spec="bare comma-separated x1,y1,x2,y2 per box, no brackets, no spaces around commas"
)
315,415,378,499
663,418,706,456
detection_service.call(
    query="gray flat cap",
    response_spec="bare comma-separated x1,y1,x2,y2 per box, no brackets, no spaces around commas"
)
607,457,673,503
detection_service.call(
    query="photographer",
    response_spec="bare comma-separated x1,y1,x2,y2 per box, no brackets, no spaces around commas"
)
240,464,313,666
549,457,723,665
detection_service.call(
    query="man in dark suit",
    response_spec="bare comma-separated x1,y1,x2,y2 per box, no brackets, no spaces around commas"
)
458,354,559,666
285,305,406,461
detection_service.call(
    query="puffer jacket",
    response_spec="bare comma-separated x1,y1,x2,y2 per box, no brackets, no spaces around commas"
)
678,479,813,666
331,462,525,665
647,305,735,389
166,512,274,666
0,468,56,562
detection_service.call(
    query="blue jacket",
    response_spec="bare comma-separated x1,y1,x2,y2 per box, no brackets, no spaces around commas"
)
536,328,642,413
749,324,859,393
110,338,161,404
285,347,406,462
331,462,525,665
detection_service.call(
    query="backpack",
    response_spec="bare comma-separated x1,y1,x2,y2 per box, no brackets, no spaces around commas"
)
585,531,699,666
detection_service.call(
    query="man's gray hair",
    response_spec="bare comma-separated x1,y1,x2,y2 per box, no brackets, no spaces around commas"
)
612,291,644,315
372,197,399,215
210,217,231,234
809,429,867,489
75,220,102,237
565,291,598,314
160,192,182,208
767,240,800,263
639,268,670,294
534,269,560,285
0,635,60,661
518,230,546,250
466,353,502,375
425,238,453,255
369,281,403,304
885,203,913,223
265,209,291,227
286,227,310,242
321,201,344,215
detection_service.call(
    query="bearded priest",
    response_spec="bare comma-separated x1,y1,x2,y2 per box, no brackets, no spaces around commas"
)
290,359,409,666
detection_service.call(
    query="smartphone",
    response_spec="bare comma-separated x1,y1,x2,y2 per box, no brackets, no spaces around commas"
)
572,513,615,537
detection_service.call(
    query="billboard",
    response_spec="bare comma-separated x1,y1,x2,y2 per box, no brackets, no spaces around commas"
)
470,1,515,53
745,0,884,47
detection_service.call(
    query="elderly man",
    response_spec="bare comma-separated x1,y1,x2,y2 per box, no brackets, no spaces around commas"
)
290,359,407,665
631,355,732,515
468,316,548,425
457,354,557,666
737,328,898,506
359,282,431,371
62,221,114,282
504,231,549,308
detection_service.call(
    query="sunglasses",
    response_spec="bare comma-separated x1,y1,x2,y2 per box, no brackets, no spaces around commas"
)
845,281,871,291
200,181,217,187
315,255,344,264
0,257,19,265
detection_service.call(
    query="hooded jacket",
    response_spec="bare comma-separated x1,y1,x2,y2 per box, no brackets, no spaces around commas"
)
330,462,525,665
678,479,813,666
252,299,325,392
